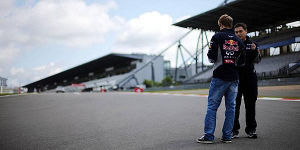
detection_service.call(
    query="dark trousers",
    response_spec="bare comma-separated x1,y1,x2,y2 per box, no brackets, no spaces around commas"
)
233,73,258,133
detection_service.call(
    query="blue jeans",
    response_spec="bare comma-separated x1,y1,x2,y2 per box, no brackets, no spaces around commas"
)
204,78,239,140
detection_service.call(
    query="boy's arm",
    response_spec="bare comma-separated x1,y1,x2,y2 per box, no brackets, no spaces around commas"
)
207,35,218,63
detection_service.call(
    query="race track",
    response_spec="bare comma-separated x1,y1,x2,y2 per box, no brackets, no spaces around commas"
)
1,92,299,150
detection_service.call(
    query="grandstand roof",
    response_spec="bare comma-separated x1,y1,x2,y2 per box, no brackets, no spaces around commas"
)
173,0,300,32
24,53,143,89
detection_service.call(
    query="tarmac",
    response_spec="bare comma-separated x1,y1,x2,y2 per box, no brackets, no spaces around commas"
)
1,92,300,150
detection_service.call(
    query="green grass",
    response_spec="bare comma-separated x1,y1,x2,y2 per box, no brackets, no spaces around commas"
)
0,93,18,96
145,88,209,93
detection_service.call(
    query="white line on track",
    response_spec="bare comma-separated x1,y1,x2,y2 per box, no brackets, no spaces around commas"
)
124,92,300,102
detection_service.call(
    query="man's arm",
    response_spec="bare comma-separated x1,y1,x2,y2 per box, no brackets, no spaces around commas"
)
251,42,261,63
207,35,218,63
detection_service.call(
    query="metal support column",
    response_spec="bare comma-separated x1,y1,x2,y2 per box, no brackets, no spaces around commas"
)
178,41,189,79
195,30,201,74
174,42,180,82
201,30,204,71
151,62,155,81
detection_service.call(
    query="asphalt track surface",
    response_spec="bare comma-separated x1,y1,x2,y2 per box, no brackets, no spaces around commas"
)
1,93,300,150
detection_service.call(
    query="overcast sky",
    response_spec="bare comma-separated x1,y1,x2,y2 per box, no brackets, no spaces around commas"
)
0,0,230,87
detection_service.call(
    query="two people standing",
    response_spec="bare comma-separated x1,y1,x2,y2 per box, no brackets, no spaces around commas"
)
197,14,260,144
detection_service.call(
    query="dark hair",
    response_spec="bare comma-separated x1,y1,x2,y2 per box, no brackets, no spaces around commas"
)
234,23,247,30
218,14,233,28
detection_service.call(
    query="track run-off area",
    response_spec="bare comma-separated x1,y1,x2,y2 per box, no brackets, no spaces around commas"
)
1,92,300,150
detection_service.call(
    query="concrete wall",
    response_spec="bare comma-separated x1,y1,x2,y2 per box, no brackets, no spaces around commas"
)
258,77,300,86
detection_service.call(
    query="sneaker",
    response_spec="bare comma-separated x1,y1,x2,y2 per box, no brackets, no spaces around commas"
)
197,136,213,144
232,131,239,139
246,131,257,139
221,138,232,143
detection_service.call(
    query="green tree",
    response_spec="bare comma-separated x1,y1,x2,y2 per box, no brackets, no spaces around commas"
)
153,81,161,87
143,80,153,88
161,76,173,86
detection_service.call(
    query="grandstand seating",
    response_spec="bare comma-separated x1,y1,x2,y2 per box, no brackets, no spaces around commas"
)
68,51,300,87
187,51,300,83
60,74,129,92
83,74,129,89
257,52,300,72
252,27,300,45
255,52,300,76
290,65,300,74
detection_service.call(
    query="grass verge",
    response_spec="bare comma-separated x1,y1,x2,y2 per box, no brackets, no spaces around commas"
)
145,88,209,93
0,93,18,96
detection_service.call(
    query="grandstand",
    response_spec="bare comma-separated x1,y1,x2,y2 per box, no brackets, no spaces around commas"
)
185,51,300,83
252,27,300,50
173,0,300,84
255,51,300,78
24,53,165,92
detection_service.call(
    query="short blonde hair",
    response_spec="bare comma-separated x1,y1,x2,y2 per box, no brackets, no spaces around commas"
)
218,14,233,28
